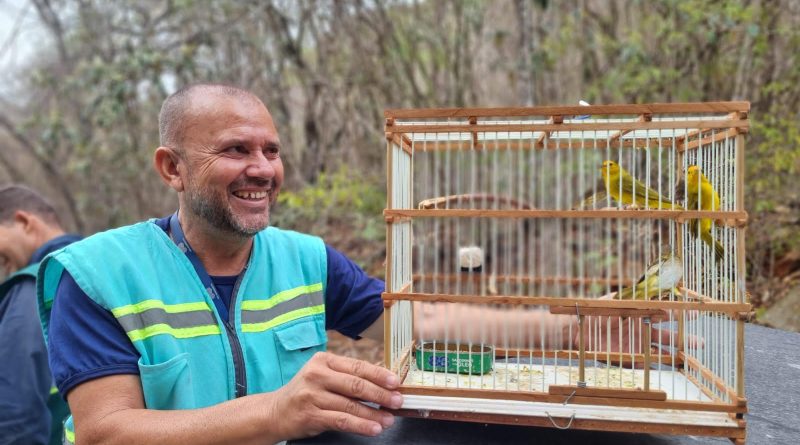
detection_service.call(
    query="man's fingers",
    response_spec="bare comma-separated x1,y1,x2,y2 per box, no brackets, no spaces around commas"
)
315,392,395,429
319,409,386,437
319,370,403,409
307,353,403,409
651,327,705,350
654,327,677,346
684,333,705,349
323,353,400,390
276,353,402,440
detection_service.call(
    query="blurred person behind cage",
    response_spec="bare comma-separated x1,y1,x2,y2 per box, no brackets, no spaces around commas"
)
0,184,81,445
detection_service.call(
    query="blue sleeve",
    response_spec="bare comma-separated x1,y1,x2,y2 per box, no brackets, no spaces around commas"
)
48,270,140,398
0,279,51,445
324,245,384,339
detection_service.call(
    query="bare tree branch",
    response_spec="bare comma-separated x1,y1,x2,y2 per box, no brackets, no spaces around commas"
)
0,112,84,231
30,0,70,66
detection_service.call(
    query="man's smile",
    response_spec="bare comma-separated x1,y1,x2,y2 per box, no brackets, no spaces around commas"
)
232,190,270,200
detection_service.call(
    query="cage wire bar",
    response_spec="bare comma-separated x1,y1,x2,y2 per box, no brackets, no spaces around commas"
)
383,103,750,443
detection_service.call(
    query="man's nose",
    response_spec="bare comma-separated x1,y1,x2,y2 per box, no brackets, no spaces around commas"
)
246,151,276,179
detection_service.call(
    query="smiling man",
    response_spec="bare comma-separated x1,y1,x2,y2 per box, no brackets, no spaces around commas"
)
40,84,397,445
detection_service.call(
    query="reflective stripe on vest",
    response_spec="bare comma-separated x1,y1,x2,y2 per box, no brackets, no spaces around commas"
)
41,221,328,410
110,284,325,341
63,422,74,444
0,263,38,299
111,300,221,342
241,283,324,332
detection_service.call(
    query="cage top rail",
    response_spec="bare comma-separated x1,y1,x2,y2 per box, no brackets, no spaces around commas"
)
384,101,750,120
385,119,749,134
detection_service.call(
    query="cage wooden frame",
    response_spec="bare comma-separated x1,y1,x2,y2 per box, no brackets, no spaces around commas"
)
382,102,750,444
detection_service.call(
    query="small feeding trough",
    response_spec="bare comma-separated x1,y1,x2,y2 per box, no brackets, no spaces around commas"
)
415,342,493,375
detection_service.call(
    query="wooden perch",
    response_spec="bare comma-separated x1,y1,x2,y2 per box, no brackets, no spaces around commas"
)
535,115,563,147
549,305,670,321
607,113,652,142
417,193,535,210
549,385,667,401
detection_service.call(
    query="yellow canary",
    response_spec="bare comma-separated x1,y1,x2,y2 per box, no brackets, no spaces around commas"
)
572,190,608,209
685,165,724,261
600,161,681,210
617,253,683,300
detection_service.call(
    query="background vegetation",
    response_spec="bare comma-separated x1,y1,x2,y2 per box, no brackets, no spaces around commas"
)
1,0,798,342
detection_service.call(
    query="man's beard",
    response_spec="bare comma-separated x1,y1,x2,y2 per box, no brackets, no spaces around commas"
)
184,176,272,237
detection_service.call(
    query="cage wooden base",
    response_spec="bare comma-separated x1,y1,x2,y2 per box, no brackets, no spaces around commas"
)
391,396,745,441
399,364,747,412
395,352,746,442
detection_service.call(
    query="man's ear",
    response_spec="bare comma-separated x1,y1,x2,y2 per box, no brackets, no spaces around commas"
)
153,147,185,192
12,210,36,233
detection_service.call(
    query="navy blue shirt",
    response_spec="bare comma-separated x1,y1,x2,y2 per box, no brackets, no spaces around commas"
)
48,218,384,397
0,278,51,444
0,234,81,445
30,234,83,265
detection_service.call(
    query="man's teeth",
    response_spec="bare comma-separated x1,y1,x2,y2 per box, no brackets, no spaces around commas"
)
234,191,268,200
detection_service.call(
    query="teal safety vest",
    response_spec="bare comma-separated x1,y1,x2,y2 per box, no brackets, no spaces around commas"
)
1,263,69,445
0,263,38,296
39,220,328,444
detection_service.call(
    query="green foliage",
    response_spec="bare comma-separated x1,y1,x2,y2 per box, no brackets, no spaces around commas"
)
2,0,799,309
276,167,385,223
749,116,800,210
272,167,386,274
747,112,800,254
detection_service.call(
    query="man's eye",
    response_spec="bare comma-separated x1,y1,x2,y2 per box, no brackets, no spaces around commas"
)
226,145,247,154
265,146,280,159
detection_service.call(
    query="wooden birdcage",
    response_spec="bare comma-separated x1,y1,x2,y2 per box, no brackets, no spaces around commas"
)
383,102,749,444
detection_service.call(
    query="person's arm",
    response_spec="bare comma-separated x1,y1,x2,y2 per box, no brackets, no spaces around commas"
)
412,302,575,349
324,245,384,340
361,301,576,348
51,265,403,444
413,298,698,354
360,313,384,342
68,353,402,445
0,279,51,445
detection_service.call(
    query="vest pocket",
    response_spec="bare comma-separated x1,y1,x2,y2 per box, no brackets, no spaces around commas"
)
138,352,196,409
274,319,327,384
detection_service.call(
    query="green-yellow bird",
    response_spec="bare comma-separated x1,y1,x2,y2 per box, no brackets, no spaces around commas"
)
685,165,724,261
600,160,681,210
616,253,683,300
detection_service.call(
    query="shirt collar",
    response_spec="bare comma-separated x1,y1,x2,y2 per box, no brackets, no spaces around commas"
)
28,234,83,265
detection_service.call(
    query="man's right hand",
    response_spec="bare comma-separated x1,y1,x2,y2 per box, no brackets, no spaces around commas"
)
267,352,403,441
65,354,403,445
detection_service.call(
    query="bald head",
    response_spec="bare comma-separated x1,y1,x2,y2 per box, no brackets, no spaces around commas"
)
158,84,265,150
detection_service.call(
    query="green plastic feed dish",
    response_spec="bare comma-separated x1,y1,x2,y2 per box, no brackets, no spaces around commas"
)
415,342,493,375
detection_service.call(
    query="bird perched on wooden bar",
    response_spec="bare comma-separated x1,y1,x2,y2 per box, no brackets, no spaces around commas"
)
685,165,724,261
571,179,608,209
600,160,682,210
616,253,684,300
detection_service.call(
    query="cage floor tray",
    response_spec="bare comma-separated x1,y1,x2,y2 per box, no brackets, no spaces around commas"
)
398,394,739,429
403,361,711,402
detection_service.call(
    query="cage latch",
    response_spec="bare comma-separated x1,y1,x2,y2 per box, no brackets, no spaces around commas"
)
545,411,576,430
